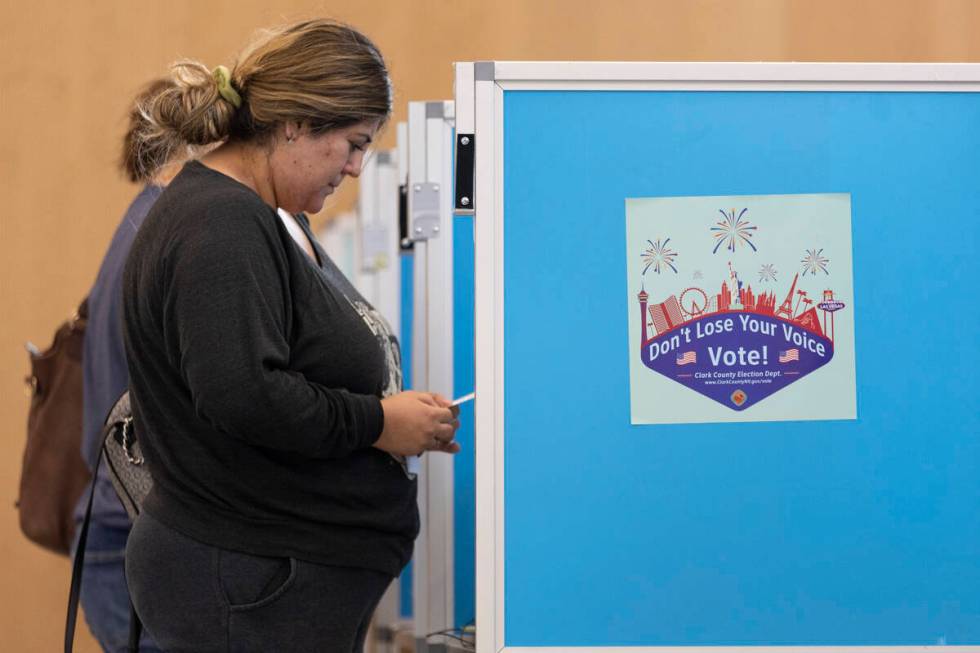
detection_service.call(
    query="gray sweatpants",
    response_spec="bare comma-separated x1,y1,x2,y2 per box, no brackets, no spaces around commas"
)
126,511,393,653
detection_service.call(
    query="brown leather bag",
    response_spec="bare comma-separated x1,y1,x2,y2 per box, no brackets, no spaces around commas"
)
18,299,92,556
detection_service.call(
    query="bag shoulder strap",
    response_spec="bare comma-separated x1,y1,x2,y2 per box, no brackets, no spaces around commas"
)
64,453,99,653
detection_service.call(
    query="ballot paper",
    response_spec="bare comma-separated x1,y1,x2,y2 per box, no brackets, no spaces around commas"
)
452,392,475,407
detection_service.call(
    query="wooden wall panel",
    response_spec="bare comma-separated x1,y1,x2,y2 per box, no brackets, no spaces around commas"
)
1,1,977,649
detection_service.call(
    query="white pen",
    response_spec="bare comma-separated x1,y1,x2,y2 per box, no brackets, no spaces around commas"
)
451,392,475,407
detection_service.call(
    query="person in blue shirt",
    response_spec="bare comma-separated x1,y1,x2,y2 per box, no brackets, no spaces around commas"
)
73,77,188,653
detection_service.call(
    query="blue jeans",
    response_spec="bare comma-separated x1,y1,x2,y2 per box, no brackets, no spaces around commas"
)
75,519,163,653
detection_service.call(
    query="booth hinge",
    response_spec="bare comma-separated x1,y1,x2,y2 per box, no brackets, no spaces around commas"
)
410,182,441,241
398,184,413,251
454,133,474,213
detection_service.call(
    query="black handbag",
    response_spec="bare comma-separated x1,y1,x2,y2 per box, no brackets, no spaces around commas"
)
101,392,152,520
67,391,150,653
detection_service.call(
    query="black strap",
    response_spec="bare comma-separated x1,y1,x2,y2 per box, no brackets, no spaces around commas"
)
65,451,144,652
127,603,142,652
65,453,100,653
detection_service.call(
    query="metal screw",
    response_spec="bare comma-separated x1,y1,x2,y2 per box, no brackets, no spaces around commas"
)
461,197,470,206
415,227,423,234
433,226,440,234
460,136,470,146
414,184,422,192
433,184,439,191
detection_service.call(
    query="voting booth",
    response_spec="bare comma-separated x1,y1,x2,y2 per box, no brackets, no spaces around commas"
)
356,150,402,327
454,62,980,651
406,100,478,651
352,148,409,647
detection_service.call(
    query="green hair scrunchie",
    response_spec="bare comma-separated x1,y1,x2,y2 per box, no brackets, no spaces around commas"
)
213,65,242,109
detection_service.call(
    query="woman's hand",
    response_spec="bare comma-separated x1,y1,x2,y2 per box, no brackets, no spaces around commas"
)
375,391,461,456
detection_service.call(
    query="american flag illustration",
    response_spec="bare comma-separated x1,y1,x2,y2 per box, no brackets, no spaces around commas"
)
676,351,697,366
779,348,799,363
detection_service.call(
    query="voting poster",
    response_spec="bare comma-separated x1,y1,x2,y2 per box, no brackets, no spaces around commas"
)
626,193,857,424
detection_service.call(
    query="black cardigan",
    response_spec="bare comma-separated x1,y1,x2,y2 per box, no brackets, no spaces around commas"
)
123,161,417,575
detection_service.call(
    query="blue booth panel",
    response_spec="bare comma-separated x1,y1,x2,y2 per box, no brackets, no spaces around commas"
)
454,214,476,629
400,250,414,618
501,90,980,646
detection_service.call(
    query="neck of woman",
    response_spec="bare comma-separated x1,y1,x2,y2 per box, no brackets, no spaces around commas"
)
200,141,278,209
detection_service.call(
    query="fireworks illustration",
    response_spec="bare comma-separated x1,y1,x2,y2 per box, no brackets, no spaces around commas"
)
711,208,758,254
801,248,830,276
758,263,778,283
642,238,678,275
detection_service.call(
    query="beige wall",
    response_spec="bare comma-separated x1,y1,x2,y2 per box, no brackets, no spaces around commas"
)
2,1,977,649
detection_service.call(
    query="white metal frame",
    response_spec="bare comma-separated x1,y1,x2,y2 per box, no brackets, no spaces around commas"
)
455,61,980,653
357,149,402,332
357,147,407,652
408,99,459,651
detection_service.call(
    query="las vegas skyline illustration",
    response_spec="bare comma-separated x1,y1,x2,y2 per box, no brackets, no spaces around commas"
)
638,262,844,347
